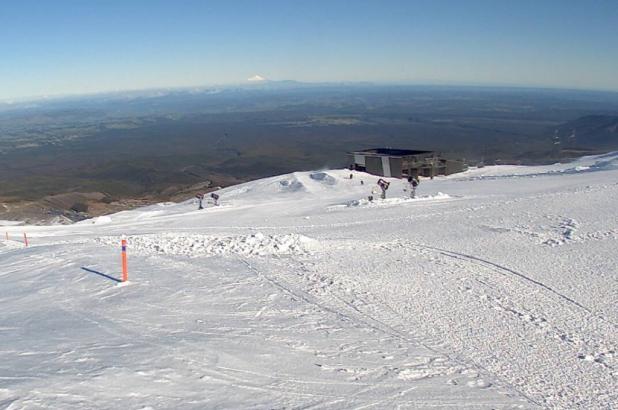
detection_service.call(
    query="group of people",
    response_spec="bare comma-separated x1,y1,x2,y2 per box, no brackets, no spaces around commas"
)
195,192,220,210
197,173,420,209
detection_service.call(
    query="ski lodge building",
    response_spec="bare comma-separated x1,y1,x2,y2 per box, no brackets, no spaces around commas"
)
349,148,467,178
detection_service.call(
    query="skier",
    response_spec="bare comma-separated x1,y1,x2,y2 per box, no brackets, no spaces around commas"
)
196,193,205,210
210,192,220,206
377,178,390,199
407,176,419,198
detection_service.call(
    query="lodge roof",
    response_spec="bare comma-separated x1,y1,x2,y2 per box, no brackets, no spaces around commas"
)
351,148,434,157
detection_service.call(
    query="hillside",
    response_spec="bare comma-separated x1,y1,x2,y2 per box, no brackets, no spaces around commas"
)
3,86,618,224
1,154,617,408
555,115,618,149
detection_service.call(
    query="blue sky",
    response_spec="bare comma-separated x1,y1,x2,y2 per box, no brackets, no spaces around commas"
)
1,0,617,100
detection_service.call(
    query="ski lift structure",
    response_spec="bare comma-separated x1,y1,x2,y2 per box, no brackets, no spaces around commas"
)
349,148,467,179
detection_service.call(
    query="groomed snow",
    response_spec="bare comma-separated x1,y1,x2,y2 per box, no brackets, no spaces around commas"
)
1,153,617,409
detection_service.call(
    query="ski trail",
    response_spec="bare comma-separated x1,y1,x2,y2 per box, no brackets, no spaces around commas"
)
242,258,541,408
261,240,616,408
417,245,589,310
410,243,616,328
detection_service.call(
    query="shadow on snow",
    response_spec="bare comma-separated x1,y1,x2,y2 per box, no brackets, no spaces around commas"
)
81,267,121,283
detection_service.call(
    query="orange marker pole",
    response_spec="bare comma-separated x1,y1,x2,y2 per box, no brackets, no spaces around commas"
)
23,233,28,247
121,239,128,282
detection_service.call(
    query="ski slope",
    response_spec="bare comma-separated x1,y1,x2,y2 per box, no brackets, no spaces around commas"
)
1,154,617,409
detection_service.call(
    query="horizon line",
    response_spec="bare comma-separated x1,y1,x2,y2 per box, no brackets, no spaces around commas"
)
2,79,618,105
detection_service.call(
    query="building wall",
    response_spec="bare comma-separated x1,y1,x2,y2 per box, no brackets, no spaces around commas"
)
381,156,392,177
365,156,383,176
350,152,464,177
445,160,467,174
353,154,366,166
389,157,403,177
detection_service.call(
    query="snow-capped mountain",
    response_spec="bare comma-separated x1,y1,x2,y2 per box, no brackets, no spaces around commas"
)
247,74,268,82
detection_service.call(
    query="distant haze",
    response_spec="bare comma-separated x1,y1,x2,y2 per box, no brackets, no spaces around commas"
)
1,0,618,100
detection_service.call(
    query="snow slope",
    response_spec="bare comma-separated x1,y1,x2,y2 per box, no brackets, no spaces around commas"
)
1,155,617,409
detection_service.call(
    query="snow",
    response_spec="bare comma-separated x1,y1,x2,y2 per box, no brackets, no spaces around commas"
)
247,74,267,82
330,192,454,210
93,215,113,225
1,153,617,409
0,220,23,226
94,233,318,257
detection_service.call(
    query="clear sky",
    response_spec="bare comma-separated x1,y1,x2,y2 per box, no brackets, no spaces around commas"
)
1,0,617,100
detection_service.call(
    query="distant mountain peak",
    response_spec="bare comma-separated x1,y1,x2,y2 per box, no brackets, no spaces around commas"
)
247,74,267,82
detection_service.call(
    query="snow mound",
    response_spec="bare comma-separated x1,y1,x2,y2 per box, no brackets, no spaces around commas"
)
309,172,337,185
95,233,318,257
221,174,307,198
331,192,453,209
278,178,305,192
215,171,348,202
94,215,112,225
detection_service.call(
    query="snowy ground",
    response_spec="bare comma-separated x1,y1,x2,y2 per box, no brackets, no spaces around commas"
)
1,154,617,409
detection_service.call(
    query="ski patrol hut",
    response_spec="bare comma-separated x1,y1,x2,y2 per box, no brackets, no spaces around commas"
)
349,148,466,178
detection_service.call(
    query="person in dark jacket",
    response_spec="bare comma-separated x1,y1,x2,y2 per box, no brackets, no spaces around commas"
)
407,176,419,198
210,192,220,206
377,178,390,199
196,193,205,210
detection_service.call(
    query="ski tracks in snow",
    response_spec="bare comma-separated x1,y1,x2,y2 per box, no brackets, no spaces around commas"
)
245,257,538,408
257,239,616,409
